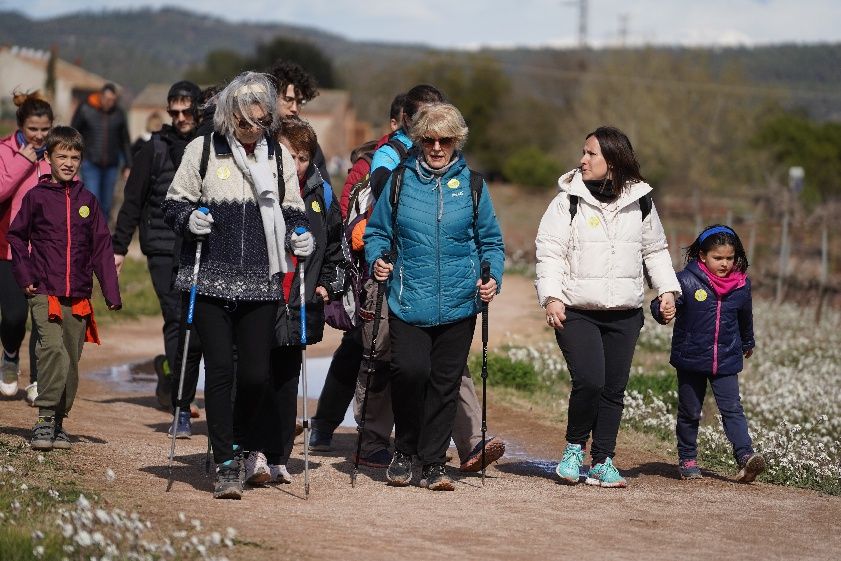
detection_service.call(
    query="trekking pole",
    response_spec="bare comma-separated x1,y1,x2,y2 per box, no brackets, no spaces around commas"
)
480,261,490,486
351,252,388,488
295,227,311,499
167,206,209,492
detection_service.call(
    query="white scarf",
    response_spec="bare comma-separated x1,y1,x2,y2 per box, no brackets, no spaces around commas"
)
227,134,289,276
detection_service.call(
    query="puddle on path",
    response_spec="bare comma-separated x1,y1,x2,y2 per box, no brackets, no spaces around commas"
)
88,355,355,427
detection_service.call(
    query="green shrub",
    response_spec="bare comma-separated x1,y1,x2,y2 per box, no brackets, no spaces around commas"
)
501,146,562,189
470,353,540,392
627,372,677,405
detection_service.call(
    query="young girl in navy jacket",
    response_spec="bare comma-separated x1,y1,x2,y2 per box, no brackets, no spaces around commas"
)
652,225,765,483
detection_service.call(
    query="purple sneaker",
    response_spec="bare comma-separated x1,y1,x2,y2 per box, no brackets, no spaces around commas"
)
678,458,702,480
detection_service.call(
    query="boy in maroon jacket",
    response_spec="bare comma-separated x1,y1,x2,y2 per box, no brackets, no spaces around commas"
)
8,126,121,450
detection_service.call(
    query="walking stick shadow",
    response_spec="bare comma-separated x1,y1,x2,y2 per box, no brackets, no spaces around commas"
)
140,452,210,492
145,420,208,436
494,459,559,481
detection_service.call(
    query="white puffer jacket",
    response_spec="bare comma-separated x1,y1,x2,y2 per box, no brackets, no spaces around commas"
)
535,169,680,310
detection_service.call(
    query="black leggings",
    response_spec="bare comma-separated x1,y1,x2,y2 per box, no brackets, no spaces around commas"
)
0,260,37,383
248,346,302,465
311,326,363,434
555,308,643,465
192,296,277,464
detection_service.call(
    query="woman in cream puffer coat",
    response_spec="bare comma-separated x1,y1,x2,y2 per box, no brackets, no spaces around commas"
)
535,125,680,489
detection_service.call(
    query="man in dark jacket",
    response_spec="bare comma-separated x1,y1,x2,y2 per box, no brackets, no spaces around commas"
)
111,81,203,435
70,83,132,221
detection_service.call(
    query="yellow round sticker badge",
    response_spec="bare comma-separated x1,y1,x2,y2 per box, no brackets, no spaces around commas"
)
311,200,322,213
447,178,460,189
694,289,708,302
78,205,90,218
216,166,231,180
587,216,600,228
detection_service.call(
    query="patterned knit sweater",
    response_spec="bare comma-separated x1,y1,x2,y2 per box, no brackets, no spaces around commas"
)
163,132,308,301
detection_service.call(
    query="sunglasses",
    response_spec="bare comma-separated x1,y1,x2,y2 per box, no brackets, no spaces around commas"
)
235,114,273,130
420,136,456,148
167,108,192,118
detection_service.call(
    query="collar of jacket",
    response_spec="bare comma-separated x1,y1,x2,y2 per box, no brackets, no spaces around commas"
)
157,124,195,143
301,164,326,198
401,151,467,183
211,131,277,158
560,168,653,210
36,175,83,194
685,259,716,291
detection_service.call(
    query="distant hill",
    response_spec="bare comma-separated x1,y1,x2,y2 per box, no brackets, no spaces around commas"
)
2,7,840,121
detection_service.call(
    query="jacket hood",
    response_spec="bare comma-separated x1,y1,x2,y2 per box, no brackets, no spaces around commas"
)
301,164,326,198
558,167,652,210
35,176,84,195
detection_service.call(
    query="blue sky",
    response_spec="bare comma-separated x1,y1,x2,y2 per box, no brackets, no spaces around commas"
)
11,0,841,48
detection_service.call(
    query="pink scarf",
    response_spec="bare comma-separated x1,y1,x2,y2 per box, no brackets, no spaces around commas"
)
697,261,746,296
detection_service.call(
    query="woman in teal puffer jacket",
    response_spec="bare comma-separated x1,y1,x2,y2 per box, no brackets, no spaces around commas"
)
364,102,504,491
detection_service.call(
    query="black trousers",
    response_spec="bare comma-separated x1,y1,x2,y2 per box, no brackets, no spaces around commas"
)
555,307,643,465
311,326,363,434
0,260,37,383
389,313,475,466
192,296,277,464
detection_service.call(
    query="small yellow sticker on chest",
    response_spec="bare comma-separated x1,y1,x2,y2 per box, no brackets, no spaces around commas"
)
216,166,231,180
695,289,708,302
311,200,322,213
447,178,460,189
78,205,90,218
587,216,600,228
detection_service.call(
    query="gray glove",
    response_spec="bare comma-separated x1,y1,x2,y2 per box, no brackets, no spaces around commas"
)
291,231,314,257
188,209,213,236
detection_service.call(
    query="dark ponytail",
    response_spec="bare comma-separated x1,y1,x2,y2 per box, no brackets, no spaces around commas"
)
13,90,54,127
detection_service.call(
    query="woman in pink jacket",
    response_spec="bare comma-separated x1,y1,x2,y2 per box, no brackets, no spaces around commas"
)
0,91,53,401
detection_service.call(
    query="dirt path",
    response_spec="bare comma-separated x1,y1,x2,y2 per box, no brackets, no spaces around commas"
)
2,275,840,560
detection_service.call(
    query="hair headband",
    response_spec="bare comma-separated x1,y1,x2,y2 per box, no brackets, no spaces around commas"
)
698,226,735,244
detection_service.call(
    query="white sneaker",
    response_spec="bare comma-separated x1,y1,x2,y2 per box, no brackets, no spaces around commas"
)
0,356,20,397
25,382,38,406
268,464,292,484
244,451,271,486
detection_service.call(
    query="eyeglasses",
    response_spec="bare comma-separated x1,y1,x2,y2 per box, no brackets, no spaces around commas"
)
167,108,192,118
235,114,273,130
280,95,307,107
420,136,456,148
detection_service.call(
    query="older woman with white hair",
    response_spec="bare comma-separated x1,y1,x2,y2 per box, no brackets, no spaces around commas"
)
164,72,312,500
364,102,505,491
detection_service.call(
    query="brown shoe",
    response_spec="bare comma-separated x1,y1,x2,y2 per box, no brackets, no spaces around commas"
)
736,453,766,483
459,437,505,472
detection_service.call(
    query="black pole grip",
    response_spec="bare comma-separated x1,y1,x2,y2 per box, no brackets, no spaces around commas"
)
481,261,490,284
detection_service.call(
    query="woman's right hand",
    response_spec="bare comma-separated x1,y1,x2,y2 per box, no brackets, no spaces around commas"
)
373,258,393,281
546,299,566,330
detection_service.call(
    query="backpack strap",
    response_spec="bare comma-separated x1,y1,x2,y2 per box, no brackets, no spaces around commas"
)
640,193,652,220
273,139,286,203
198,133,212,180
387,167,405,263
469,170,483,224
568,194,579,224
385,137,409,163
322,180,333,210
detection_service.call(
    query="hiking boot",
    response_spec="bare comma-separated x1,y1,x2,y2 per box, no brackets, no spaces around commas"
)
30,416,54,450
168,410,192,439
386,450,412,486
459,436,506,473
24,382,38,406
354,448,393,469
420,463,455,491
233,445,245,482
585,457,628,488
0,354,20,397
736,453,766,483
678,458,703,480
153,354,171,410
214,460,243,500
555,443,585,484
52,418,71,450
244,451,271,486
268,464,293,484
308,428,332,452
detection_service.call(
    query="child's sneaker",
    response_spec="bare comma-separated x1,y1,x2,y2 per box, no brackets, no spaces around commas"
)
419,463,455,491
386,450,412,486
555,443,585,484
736,453,766,483
459,436,506,472
0,354,20,397
268,464,293,484
244,451,271,486
168,410,192,439
214,459,243,500
25,382,38,406
52,418,71,450
678,458,702,480
30,416,54,450
308,428,332,452
585,457,628,488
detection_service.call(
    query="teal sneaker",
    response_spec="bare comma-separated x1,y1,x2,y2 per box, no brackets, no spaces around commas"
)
585,457,627,488
555,443,584,484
